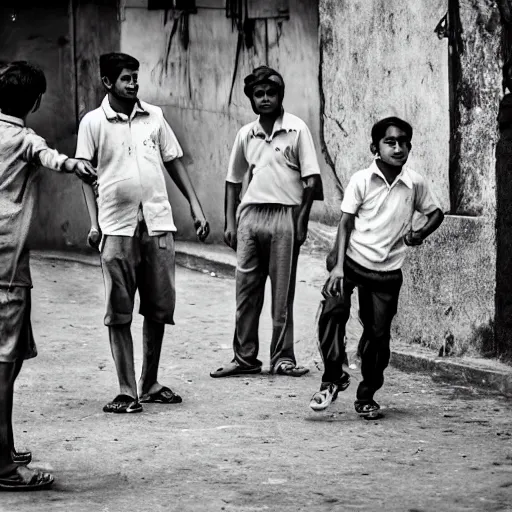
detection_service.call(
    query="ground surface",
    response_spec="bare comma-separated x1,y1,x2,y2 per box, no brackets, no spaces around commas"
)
3,258,512,512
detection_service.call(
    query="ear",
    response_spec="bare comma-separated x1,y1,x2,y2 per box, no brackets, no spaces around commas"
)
102,76,113,90
370,143,378,155
407,142,412,151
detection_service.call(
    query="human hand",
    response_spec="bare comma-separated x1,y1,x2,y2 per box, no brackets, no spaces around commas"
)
194,216,210,242
322,265,344,298
404,230,423,246
223,226,237,251
87,227,101,250
63,158,97,185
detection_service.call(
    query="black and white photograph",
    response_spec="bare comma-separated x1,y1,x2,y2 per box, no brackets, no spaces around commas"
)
0,0,511,510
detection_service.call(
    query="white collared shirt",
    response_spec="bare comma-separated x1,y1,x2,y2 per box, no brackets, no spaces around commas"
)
75,96,183,236
226,111,321,207
341,160,441,271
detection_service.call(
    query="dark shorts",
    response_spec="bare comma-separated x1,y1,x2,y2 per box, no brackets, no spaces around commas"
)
0,287,36,363
100,221,176,326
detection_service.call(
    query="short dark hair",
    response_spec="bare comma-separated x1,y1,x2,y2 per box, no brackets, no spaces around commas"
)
100,53,139,84
0,61,46,118
371,116,413,146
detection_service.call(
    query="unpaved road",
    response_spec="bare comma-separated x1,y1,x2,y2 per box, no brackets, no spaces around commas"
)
2,257,512,512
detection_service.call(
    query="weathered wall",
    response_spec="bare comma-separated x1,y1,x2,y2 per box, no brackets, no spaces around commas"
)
0,2,81,249
319,0,451,211
120,0,339,242
0,0,120,251
319,0,502,357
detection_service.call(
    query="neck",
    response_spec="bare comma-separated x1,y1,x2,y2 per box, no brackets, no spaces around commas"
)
376,159,402,184
258,110,281,136
108,92,136,116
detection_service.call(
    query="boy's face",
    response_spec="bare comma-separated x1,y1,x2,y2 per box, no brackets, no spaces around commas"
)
376,126,411,167
104,67,139,100
252,83,280,116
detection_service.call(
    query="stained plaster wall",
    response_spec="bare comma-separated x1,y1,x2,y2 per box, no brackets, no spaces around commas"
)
320,0,502,356
120,0,340,242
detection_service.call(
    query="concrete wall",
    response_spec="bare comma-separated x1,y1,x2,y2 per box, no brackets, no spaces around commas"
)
319,0,451,211
319,0,503,357
120,0,340,242
0,2,85,249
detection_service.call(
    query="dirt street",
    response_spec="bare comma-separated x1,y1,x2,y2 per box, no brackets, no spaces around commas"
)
2,257,512,512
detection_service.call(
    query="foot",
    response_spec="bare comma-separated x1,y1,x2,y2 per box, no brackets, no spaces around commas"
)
354,399,382,420
103,394,143,414
140,386,182,404
0,466,53,491
274,361,309,377
310,374,350,412
210,361,262,378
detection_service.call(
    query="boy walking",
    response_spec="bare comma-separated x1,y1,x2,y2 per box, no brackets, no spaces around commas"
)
78,53,209,414
0,61,96,490
210,66,323,378
310,117,444,418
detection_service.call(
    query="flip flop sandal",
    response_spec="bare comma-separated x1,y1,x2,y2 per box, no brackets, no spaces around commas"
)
103,394,143,414
0,466,54,491
12,450,32,465
210,362,262,378
140,386,182,404
354,400,383,420
274,362,310,377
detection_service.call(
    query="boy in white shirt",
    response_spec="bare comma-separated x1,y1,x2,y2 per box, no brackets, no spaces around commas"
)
78,53,209,414
310,117,444,418
210,66,323,378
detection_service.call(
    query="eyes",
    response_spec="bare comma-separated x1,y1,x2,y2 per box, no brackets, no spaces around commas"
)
383,138,408,148
119,74,138,84
253,88,278,99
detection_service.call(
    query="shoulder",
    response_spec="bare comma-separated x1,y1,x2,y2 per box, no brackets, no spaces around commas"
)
349,166,373,184
139,100,164,117
79,107,103,128
282,112,308,132
237,120,258,140
404,166,427,185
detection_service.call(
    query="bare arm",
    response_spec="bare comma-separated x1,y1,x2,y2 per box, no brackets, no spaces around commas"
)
405,208,445,246
296,175,321,245
224,181,242,250
164,158,209,241
81,182,101,249
322,212,355,297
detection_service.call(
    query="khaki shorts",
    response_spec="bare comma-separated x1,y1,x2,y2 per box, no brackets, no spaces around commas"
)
100,221,176,326
0,287,36,363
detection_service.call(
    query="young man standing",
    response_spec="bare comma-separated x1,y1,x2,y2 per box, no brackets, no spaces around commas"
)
310,117,444,418
78,53,209,413
211,66,323,378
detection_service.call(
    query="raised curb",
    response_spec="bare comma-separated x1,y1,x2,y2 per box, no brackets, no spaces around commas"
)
31,245,512,396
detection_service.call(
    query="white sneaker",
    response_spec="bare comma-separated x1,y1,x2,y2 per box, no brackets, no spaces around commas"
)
309,383,339,412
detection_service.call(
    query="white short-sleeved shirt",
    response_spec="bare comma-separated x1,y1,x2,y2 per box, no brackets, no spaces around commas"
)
341,160,441,271
76,96,183,236
226,111,321,207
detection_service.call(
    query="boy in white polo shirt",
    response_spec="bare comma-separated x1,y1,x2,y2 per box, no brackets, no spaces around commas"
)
210,66,323,378
309,117,444,418
77,53,209,414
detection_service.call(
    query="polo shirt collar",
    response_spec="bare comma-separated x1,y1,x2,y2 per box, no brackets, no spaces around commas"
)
0,112,24,127
101,95,149,122
251,109,296,140
370,160,413,189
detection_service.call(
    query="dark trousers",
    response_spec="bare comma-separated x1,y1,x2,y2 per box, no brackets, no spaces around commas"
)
318,258,402,401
